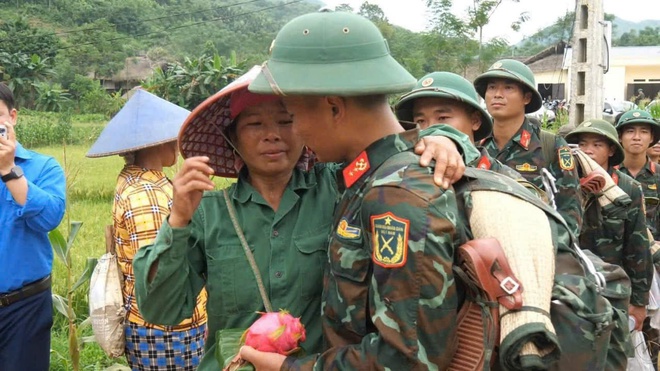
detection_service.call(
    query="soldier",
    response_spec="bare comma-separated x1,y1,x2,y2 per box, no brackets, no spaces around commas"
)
615,109,660,240
395,71,524,179
565,119,652,368
240,10,611,371
473,59,583,237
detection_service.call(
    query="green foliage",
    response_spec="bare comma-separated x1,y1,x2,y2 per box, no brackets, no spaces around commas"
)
69,75,126,116
616,26,660,47
15,111,104,147
0,15,60,61
34,82,71,112
50,220,98,371
142,52,245,109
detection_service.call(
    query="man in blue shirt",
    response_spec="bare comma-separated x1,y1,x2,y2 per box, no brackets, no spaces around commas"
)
0,83,66,370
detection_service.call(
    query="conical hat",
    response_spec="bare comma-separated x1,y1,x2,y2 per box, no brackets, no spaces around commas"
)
86,89,190,157
178,66,316,178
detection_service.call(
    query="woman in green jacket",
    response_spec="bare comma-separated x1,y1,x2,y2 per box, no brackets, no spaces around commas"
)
132,66,476,370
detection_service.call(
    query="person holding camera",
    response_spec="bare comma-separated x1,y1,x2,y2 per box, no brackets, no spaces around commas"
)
0,82,66,370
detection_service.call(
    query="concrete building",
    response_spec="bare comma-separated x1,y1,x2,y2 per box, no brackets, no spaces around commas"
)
526,43,660,104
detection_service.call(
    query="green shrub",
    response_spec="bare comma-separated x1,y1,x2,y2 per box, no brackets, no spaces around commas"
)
16,111,104,147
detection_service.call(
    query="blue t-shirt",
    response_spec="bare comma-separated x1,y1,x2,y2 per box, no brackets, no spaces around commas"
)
0,142,65,293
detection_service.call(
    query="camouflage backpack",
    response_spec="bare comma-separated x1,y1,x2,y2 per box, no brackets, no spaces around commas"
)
453,168,620,370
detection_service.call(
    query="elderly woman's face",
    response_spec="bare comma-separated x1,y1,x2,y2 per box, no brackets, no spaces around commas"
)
233,99,304,177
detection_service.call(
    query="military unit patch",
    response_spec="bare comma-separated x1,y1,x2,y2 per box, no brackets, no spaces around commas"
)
336,218,361,240
558,146,575,171
515,163,538,172
371,212,409,268
650,184,657,190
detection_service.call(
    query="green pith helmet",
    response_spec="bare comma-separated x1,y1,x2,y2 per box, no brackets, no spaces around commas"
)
394,71,492,141
565,119,625,166
248,11,416,96
615,109,660,146
473,59,542,113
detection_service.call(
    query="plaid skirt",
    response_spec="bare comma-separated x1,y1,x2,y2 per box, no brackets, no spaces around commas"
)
125,322,206,371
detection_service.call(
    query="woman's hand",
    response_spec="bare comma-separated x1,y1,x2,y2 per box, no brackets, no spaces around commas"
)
169,156,215,227
238,346,286,371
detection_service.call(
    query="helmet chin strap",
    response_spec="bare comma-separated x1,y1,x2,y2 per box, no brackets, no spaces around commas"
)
261,62,286,96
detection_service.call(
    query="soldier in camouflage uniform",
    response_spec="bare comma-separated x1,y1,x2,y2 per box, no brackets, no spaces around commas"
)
615,109,660,240
395,72,537,184
566,119,652,368
239,10,613,371
473,59,583,237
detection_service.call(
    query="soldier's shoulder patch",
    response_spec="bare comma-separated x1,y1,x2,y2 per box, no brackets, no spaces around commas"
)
557,146,575,171
515,163,538,172
519,130,531,150
336,218,361,240
371,212,409,268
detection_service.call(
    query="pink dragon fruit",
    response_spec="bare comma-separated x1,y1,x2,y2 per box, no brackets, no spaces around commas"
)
242,310,306,355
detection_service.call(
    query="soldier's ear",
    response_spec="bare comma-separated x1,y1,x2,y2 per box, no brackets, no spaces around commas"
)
326,96,346,121
470,110,482,132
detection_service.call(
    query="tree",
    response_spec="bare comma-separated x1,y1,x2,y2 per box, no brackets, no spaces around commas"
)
142,51,246,110
465,0,528,70
0,16,60,62
335,3,354,12
358,1,388,23
616,26,660,47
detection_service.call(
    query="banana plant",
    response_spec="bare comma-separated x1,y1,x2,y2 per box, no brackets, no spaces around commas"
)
49,221,98,371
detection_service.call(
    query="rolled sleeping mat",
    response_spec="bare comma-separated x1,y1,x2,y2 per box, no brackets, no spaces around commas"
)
572,149,630,214
468,190,559,369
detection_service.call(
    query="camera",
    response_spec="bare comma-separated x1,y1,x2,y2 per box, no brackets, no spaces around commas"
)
0,124,6,140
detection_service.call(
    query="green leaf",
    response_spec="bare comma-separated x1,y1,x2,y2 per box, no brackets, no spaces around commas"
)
215,328,253,371
70,257,97,293
78,316,92,331
49,229,68,268
80,335,96,344
66,221,83,256
52,294,70,319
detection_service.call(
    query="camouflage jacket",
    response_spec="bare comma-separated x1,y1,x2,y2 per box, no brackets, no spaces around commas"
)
480,118,583,237
283,128,471,370
617,160,660,240
579,167,652,306
472,147,549,203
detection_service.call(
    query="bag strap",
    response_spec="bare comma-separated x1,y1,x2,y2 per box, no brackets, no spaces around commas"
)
105,225,116,254
223,189,273,312
540,130,557,164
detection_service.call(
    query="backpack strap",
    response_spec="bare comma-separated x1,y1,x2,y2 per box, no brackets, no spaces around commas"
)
539,130,557,164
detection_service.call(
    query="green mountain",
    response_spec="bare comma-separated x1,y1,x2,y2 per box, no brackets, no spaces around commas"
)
514,14,660,56
0,0,322,79
613,17,660,37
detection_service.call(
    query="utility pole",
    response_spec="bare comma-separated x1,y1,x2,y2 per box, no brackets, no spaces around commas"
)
568,0,605,128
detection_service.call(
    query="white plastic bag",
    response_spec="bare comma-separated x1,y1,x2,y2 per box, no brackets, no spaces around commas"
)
89,252,126,358
650,269,660,329
627,330,654,371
